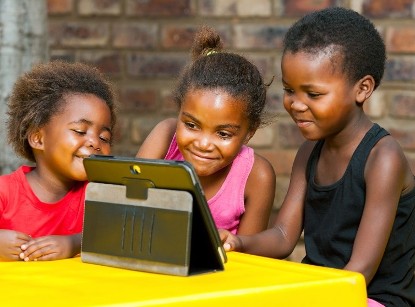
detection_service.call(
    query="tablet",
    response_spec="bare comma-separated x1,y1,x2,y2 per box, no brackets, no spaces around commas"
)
81,155,227,276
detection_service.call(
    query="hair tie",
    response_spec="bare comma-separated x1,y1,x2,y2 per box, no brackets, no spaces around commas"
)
206,49,217,56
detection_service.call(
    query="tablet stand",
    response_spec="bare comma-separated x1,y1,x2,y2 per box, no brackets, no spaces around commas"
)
81,182,224,276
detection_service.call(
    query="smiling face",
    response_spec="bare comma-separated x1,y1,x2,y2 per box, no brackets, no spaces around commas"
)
281,50,361,141
31,93,112,183
176,88,254,178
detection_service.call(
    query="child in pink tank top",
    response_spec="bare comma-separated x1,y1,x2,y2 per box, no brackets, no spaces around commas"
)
136,26,276,236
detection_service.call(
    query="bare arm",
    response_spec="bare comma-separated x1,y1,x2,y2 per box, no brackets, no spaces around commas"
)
222,141,314,259
0,229,31,261
19,233,82,261
237,153,275,235
135,118,177,159
344,136,413,284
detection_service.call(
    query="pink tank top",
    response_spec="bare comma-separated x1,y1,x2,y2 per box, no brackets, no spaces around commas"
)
165,134,254,234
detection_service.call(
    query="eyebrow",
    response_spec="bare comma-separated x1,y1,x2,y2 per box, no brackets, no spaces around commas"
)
281,79,319,90
69,118,112,134
181,112,241,131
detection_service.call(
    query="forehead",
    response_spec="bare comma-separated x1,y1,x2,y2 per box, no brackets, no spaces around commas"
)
182,88,249,124
282,48,345,81
52,93,111,122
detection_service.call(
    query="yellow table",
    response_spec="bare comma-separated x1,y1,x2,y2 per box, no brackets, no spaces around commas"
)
0,252,366,306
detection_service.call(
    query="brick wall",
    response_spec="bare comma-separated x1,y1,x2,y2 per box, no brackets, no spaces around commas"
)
47,0,415,262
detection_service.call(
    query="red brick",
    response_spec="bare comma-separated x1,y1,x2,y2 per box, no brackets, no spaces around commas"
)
161,25,232,49
126,0,194,16
265,91,285,115
160,90,179,115
119,88,158,112
363,0,414,18
386,27,415,53
78,51,123,78
364,91,386,119
126,53,187,78
111,115,127,144
49,22,109,47
129,118,163,145
249,126,276,148
78,0,121,16
384,57,415,81
283,0,334,17
200,0,272,17
161,26,198,49
247,55,275,81
273,177,290,210
234,24,287,50
47,0,73,14
278,122,305,149
113,23,158,49
257,149,296,176
389,127,415,150
389,93,415,119
50,50,76,63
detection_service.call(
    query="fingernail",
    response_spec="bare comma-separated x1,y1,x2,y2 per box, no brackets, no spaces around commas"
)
19,252,25,260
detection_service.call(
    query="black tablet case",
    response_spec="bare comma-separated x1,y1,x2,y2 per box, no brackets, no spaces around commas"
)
81,155,226,276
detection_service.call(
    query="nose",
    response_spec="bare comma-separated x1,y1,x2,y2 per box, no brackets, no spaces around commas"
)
195,133,214,151
87,133,101,152
290,99,308,112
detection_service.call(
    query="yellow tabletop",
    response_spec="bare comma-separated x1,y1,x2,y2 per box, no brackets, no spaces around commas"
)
0,252,366,307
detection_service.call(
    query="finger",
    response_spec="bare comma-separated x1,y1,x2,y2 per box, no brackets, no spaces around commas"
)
20,236,47,251
22,247,54,262
15,232,32,242
21,240,54,261
223,242,233,251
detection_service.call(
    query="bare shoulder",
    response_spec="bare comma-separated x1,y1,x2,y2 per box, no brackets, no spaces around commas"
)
152,118,177,135
250,153,276,183
368,135,408,167
136,118,177,159
366,134,414,192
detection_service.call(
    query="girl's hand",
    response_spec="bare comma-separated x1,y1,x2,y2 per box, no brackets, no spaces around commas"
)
0,229,31,261
19,234,81,261
219,229,243,252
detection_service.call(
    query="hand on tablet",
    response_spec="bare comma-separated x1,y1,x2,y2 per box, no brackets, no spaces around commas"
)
219,229,243,252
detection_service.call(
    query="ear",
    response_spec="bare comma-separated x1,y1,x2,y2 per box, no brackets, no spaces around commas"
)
27,129,45,150
243,128,257,144
355,75,375,104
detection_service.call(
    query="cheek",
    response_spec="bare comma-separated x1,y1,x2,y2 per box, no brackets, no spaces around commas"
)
101,145,111,155
176,126,193,144
282,95,292,112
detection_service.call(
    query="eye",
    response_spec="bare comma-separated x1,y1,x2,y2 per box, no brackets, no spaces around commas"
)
99,136,111,144
185,122,198,130
283,87,294,95
72,129,86,135
217,130,232,140
308,92,321,98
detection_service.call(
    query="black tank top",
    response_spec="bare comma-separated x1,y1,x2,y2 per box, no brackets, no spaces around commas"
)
302,123,415,306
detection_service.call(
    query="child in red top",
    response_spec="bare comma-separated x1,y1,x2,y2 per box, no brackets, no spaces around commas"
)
0,61,117,261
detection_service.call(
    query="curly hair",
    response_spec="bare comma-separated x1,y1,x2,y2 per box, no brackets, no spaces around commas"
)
173,26,271,130
283,7,386,89
7,61,117,162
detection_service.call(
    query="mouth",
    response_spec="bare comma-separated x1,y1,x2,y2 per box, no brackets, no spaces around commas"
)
188,151,215,162
294,118,313,128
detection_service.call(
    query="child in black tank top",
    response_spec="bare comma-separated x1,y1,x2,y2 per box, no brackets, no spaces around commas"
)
220,7,415,307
